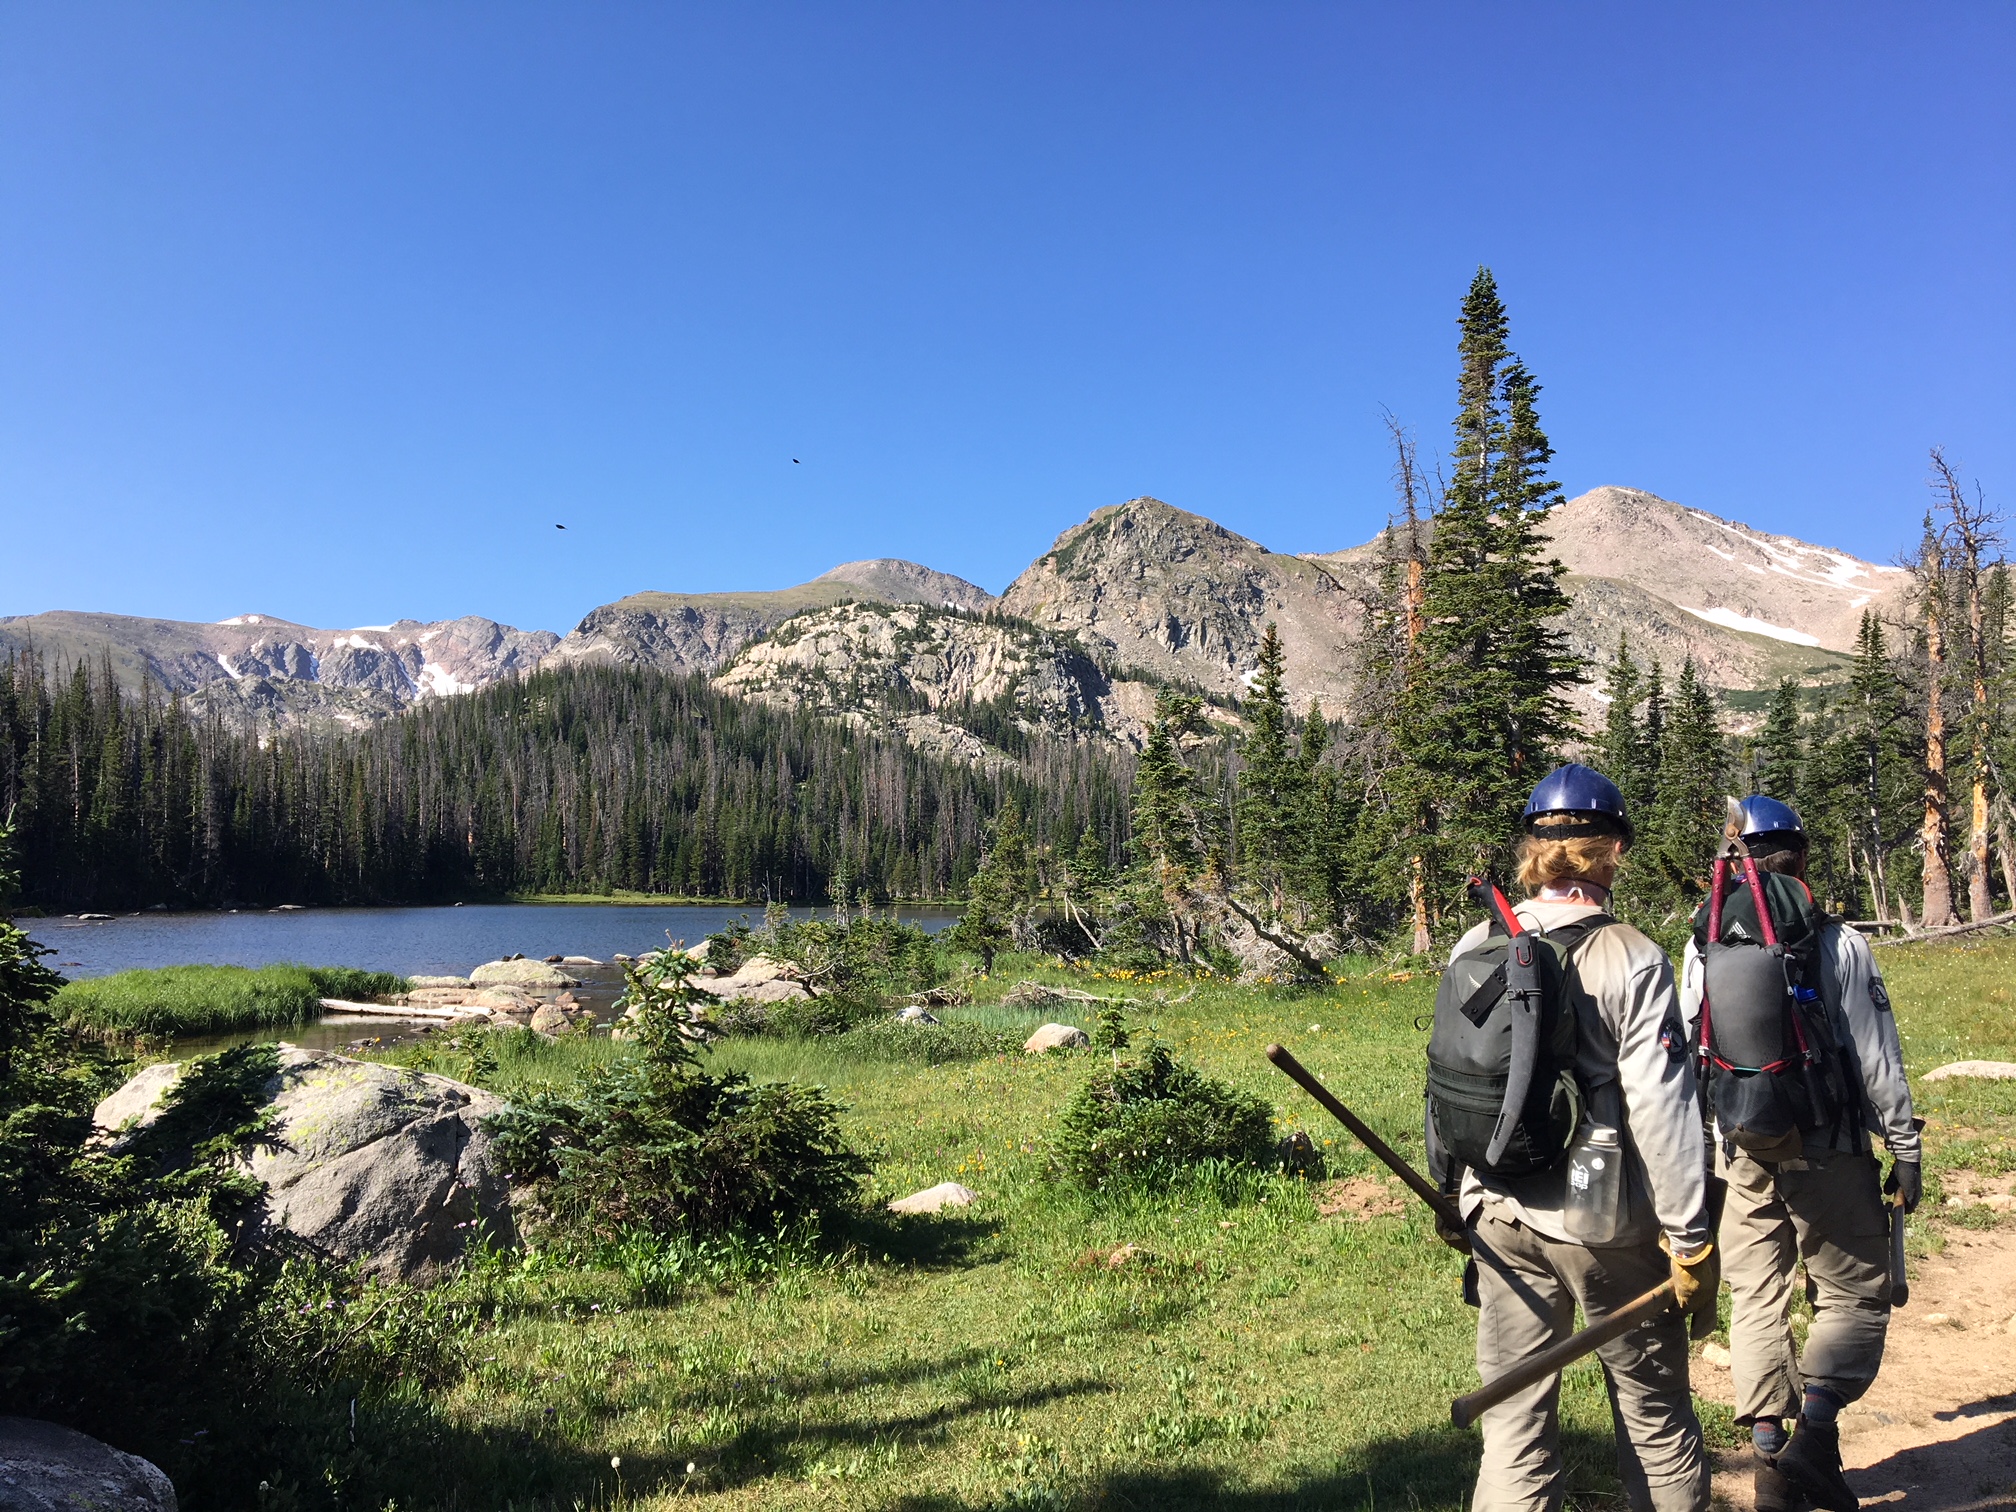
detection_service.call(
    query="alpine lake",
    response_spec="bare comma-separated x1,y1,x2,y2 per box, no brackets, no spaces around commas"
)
29,900,962,1053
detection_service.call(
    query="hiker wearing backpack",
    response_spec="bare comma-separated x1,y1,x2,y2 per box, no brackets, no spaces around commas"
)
1429,764,1715,1512
1682,795,1918,1512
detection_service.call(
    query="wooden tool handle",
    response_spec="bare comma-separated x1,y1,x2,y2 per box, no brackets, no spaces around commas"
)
1264,1042,1466,1238
1450,1281,1676,1429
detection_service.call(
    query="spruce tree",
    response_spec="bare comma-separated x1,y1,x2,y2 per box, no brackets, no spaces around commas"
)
1806,612,1922,917
1130,691,1210,962
1395,269,1584,898
1755,678,1804,806
1595,636,1649,812
1644,658,1726,901
1234,624,1301,912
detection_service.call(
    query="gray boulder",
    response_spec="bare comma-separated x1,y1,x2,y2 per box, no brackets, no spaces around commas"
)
470,959,580,988
888,1181,977,1215
94,1046,515,1281
0,1417,175,1512
1922,1060,2016,1082
1023,1022,1089,1053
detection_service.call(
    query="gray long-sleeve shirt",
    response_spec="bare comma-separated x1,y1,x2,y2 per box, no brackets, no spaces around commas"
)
1681,923,1920,1164
1451,899,1710,1252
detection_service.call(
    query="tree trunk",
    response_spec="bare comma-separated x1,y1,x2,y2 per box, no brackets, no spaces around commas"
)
1969,568,1994,920
1410,852,1431,955
1921,550,1958,927
1998,804,2016,915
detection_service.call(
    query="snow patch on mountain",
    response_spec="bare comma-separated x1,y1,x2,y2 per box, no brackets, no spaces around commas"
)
1681,606,1824,647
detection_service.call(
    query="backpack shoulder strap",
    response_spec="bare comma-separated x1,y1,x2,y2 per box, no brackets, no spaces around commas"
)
1541,913,1617,956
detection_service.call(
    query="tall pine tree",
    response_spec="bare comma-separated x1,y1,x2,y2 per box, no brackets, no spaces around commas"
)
1641,657,1726,903
1395,269,1583,901
1754,678,1804,805
1234,624,1303,913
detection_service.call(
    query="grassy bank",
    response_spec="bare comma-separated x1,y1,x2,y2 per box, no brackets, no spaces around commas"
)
112,937,1995,1510
353,962,1624,1508
56,963,407,1039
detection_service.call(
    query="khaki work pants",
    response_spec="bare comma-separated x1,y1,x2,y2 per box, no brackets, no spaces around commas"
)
1470,1210,1708,1512
1718,1144,1891,1423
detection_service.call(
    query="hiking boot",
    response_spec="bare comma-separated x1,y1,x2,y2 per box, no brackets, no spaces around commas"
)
1777,1416,1858,1512
1753,1447,1796,1512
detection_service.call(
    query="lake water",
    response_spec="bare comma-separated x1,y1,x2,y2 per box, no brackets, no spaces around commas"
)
29,902,963,981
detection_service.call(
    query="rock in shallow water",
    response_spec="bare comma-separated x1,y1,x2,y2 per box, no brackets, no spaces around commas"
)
94,1047,516,1281
0,1416,176,1512
470,959,580,989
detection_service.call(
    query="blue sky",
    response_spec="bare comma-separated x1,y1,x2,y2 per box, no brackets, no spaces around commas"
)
3,4,2010,633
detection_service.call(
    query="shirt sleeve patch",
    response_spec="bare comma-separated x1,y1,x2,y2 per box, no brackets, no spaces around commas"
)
1869,977,1892,1013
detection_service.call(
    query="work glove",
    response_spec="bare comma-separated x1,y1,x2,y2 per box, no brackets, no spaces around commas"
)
1661,1235,1719,1324
1884,1158,1922,1216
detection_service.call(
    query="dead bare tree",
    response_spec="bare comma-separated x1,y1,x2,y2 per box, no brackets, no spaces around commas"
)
1383,411,1436,955
1930,448,2005,921
1912,503,1958,927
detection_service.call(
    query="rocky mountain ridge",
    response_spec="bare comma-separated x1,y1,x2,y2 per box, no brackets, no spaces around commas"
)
8,489,1908,744
0,610,561,728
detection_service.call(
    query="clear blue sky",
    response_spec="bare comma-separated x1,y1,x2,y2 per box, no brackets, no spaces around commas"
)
4,4,2010,633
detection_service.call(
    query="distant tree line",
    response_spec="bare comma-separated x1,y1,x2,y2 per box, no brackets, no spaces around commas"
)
0,658,1135,911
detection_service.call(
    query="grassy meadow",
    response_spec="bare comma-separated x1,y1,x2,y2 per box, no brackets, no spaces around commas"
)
318,935,2016,1511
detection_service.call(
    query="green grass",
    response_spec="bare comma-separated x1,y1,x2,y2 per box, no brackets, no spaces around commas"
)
328,941,2014,1509
55,963,407,1039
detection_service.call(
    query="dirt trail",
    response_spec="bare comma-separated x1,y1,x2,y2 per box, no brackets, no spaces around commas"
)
1700,1225,2016,1510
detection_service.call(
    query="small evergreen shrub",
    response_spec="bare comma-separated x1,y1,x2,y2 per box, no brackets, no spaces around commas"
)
754,914,944,997
487,954,867,1239
1089,1001,1131,1051
55,964,406,1039
1055,1042,1274,1192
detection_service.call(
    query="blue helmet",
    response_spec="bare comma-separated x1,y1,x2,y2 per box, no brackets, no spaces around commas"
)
1523,763,1633,847
1736,794,1805,850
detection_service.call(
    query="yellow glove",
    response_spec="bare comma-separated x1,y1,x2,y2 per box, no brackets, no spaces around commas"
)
1661,1235,1718,1320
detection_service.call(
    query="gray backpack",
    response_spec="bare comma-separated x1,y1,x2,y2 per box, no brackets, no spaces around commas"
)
1426,878,1612,1183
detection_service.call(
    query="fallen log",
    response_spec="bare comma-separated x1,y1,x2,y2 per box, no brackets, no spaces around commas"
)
319,998,496,1022
1871,909,2016,946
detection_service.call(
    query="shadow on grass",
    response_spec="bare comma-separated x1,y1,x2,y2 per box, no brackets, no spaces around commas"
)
699,1376,1115,1492
123,1391,645,1512
848,1207,1004,1270
884,1422,1633,1512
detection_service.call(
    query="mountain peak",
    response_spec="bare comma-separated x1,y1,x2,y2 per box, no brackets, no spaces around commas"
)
813,559,996,610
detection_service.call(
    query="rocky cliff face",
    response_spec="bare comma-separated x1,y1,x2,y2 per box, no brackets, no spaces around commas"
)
998,498,1359,711
711,601,1163,760
542,560,997,677
0,610,559,727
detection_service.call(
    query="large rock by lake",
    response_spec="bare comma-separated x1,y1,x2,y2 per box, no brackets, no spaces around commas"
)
470,958,581,989
94,1046,516,1281
0,1417,176,1512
